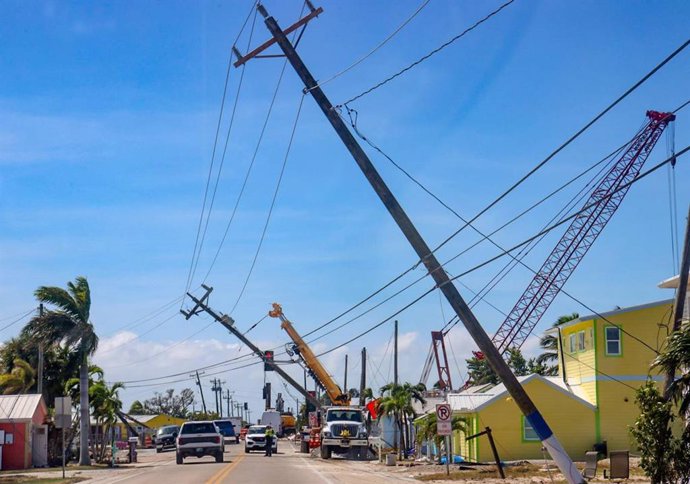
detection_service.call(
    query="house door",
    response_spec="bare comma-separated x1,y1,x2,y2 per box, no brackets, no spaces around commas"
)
32,426,47,468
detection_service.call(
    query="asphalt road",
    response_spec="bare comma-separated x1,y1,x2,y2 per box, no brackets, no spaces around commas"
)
84,442,412,484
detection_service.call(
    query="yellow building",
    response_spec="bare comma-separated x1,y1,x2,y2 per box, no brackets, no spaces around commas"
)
441,277,684,462
114,414,187,444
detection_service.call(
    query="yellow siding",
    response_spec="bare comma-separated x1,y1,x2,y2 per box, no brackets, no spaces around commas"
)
453,414,478,462
471,378,595,461
562,301,673,451
145,415,186,429
561,321,597,403
594,303,671,377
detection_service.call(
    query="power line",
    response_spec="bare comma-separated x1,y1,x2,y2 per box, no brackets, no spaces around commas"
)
300,124,645,342
313,144,689,357
429,37,690,258
0,309,35,333
194,6,259,286
183,0,258,301
340,0,516,106
0,308,34,323
308,0,432,91
229,94,306,315
115,144,686,386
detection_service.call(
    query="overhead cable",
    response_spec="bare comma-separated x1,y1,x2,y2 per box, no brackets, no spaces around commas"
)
183,0,259,301
308,0,432,91
314,144,689,357
340,0,516,106
429,37,690,258
229,94,306,315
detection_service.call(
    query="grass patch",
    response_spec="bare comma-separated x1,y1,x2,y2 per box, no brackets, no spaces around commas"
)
414,463,565,481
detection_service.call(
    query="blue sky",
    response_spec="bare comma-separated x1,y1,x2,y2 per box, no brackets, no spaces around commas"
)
1,0,689,413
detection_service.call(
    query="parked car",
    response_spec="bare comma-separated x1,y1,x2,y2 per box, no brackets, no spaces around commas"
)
244,425,277,454
155,425,180,453
176,421,224,464
213,419,240,445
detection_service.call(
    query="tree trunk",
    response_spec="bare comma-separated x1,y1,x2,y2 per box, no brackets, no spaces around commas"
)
398,419,406,460
79,352,91,465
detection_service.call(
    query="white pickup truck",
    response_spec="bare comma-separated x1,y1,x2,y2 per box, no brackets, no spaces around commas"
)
176,421,224,464
319,407,368,459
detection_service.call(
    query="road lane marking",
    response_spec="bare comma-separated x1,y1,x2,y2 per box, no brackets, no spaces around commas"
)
206,455,244,484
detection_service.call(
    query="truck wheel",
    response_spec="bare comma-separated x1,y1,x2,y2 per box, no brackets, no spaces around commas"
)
156,447,162,454
216,452,224,463
245,447,250,453
176,453,183,465
320,446,331,459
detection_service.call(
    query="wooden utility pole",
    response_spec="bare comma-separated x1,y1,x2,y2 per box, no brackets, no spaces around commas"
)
194,371,208,414
225,389,232,417
664,205,690,399
211,378,220,416
394,320,399,386
344,354,348,394
38,304,44,396
243,6,584,482
359,347,366,407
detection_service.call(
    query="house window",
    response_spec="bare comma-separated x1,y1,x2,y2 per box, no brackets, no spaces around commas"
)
569,333,577,353
568,331,586,353
605,326,621,356
522,417,539,441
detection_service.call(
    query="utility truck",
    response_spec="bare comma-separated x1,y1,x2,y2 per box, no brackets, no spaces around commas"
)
269,303,369,459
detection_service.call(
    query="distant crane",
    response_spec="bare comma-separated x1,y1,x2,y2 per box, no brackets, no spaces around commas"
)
491,110,675,355
420,110,676,386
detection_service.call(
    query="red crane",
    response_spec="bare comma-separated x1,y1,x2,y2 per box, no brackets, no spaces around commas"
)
491,110,675,355
421,110,675,388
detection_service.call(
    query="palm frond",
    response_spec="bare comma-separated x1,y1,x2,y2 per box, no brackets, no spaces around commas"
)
34,286,82,321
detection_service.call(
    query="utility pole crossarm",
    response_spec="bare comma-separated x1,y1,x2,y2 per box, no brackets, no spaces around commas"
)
248,6,585,484
183,288,320,409
233,5,323,67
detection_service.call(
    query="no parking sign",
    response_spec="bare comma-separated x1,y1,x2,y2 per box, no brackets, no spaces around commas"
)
436,403,452,436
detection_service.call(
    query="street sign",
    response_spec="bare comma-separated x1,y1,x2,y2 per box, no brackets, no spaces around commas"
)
436,403,452,436
55,397,71,429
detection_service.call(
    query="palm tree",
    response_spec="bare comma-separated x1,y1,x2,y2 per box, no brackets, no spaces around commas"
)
536,313,579,373
22,276,99,465
377,382,426,459
0,358,36,394
653,321,690,418
415,412,467,462
89,380,125,462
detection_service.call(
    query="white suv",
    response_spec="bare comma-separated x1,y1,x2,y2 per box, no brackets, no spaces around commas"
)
244,425,277,453
176,421,224,464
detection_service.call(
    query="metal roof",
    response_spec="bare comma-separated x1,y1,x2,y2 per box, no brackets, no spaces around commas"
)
0,394,44,421
444,374,596,413
557,299,673,330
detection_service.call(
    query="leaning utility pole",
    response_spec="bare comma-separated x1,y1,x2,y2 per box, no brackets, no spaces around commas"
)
664,205,690,400
359,347,366,407
236,6,584,483
193,371,208,415
182,285,320,409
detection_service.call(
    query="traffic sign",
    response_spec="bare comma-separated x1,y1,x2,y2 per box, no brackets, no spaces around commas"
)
436,403,452,436
55,397,71,429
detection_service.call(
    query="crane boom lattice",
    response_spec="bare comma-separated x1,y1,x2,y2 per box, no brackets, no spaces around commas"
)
492,110,675,355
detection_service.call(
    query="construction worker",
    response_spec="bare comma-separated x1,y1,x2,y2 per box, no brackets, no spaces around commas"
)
265,426,275,457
